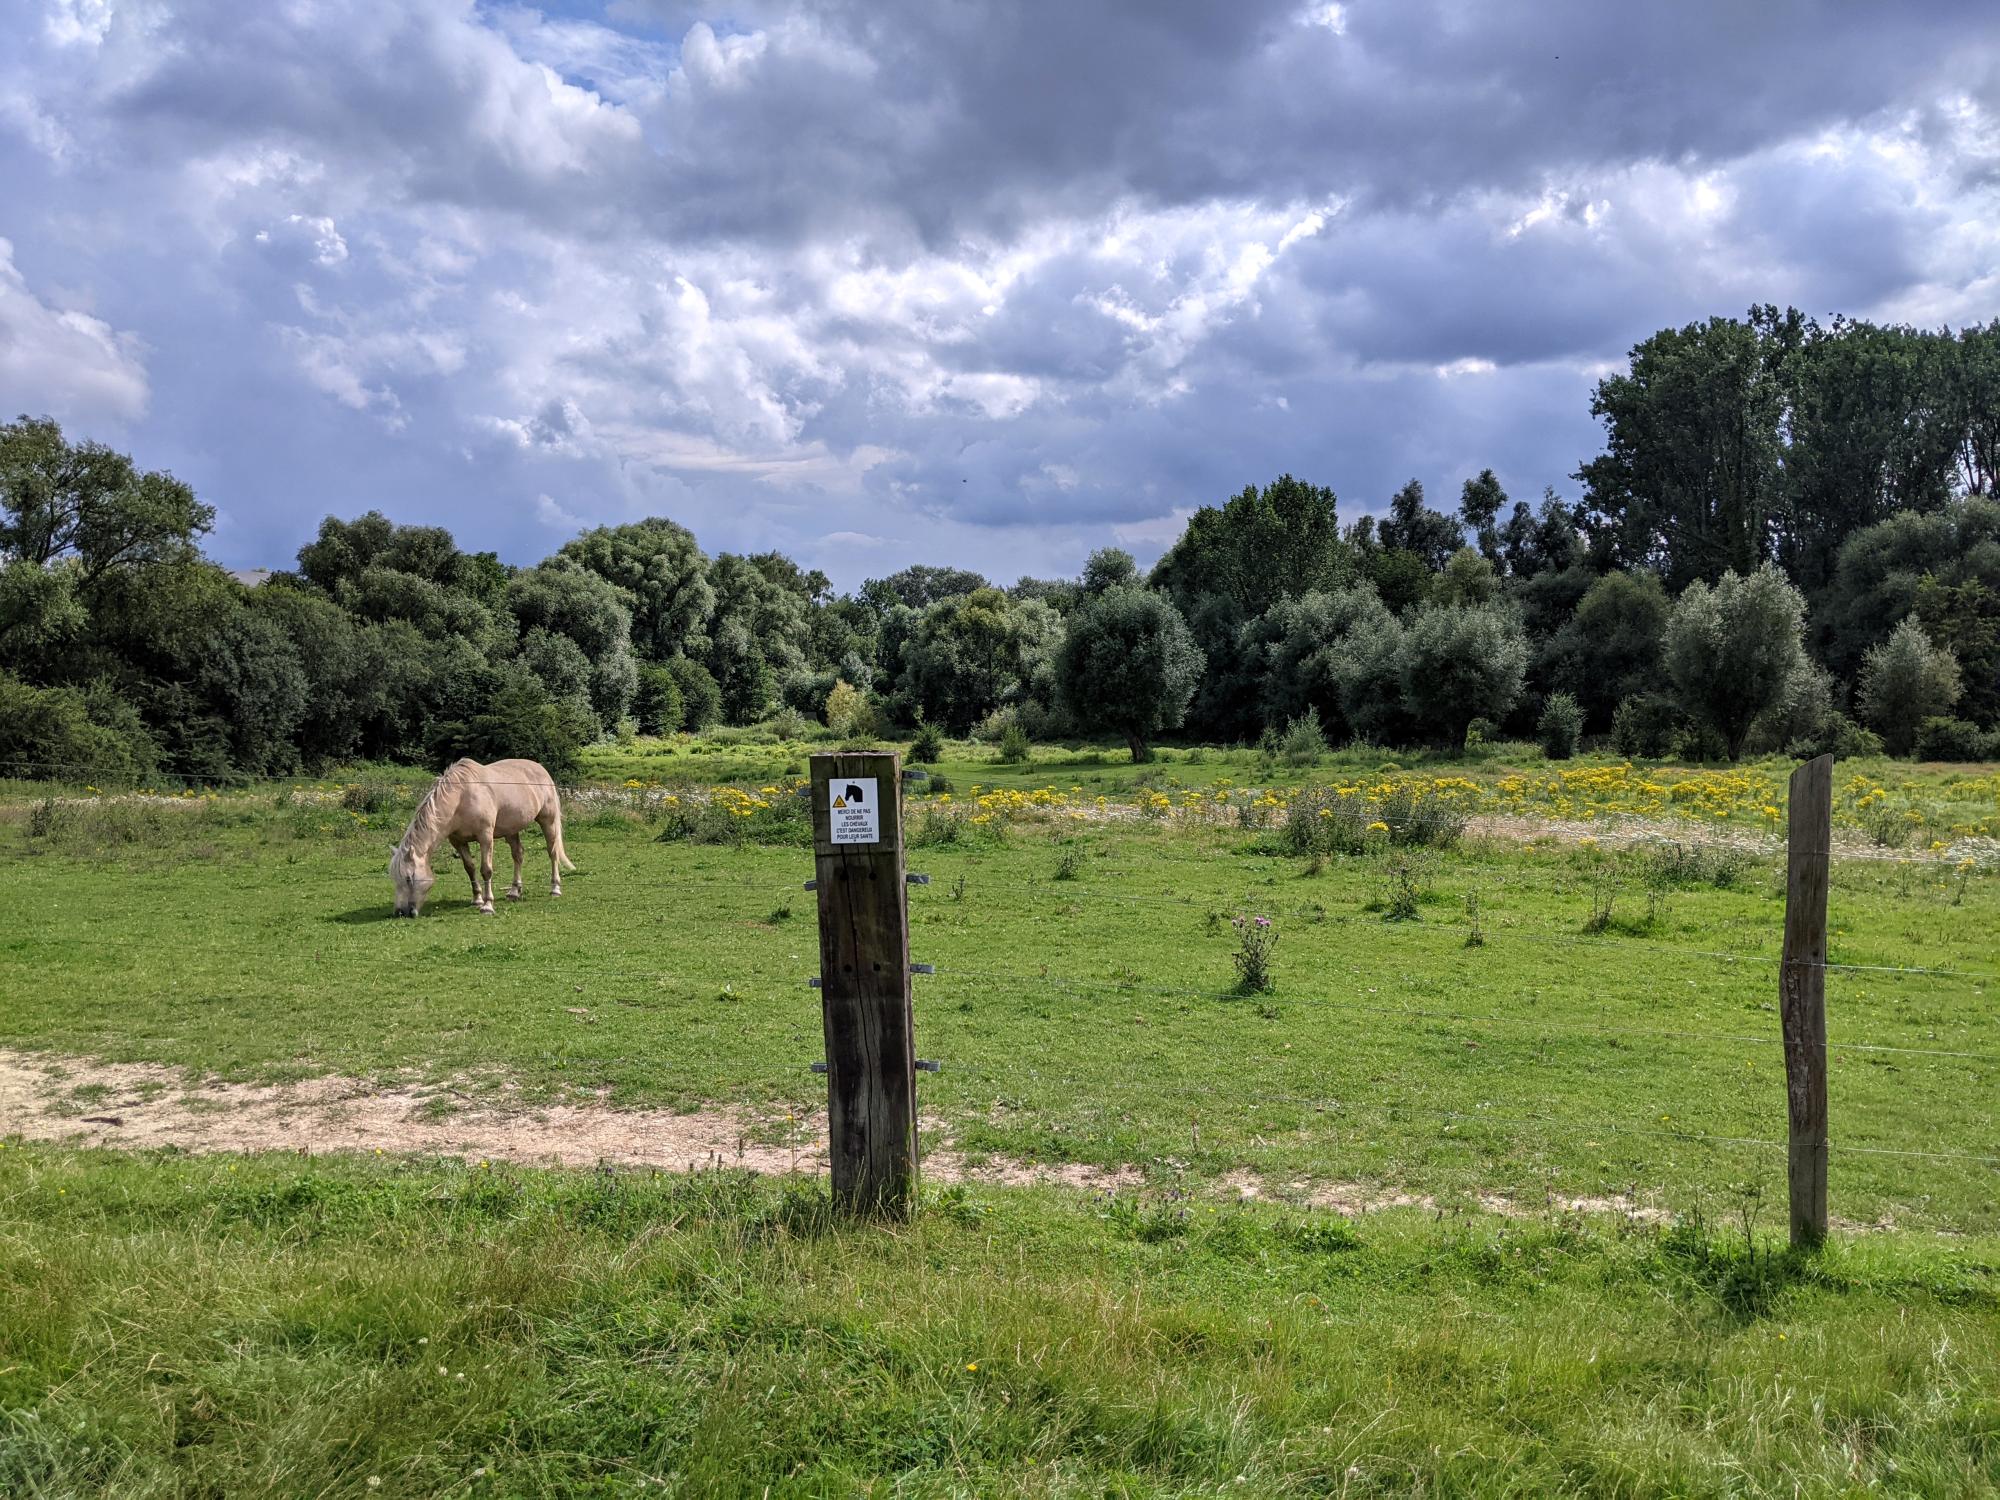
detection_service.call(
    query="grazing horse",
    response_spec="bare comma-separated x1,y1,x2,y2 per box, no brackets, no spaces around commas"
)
389,758,573,916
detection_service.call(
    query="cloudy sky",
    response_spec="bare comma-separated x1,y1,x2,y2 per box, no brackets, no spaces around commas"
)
4,1,1997,586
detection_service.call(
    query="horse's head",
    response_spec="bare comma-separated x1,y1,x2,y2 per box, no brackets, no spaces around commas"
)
388,843,436,917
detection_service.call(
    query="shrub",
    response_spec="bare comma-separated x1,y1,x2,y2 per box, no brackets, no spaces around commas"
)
779,668,835,717
1611,694,1681,758
1639,838,1749,890
1279,782,1464,857
1464,716,1498,750
1914,717,1994,762
1280,707,1329,766
824,679,876,739
1399,602,1529,747
909,717,945,764
1663,564,1808,760
0,672,160,786
667,657,723,732
630,663,684,737
1537,693,1583,760
1859,619,1961,757
997,720,1031,764
768,706,810,742
1786,712,1883,761
434,671,590,780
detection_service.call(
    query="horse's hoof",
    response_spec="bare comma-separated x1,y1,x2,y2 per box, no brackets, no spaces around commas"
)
506,891,523,902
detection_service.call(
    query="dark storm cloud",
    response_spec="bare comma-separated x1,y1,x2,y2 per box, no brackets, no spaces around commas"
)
1,0,1996,586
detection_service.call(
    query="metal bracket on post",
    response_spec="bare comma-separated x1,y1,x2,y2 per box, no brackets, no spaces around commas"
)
906,873,930,886
910,963,935,975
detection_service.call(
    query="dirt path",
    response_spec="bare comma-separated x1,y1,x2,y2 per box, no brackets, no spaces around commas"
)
0,1047,1728,1224
0,1048,1142,1190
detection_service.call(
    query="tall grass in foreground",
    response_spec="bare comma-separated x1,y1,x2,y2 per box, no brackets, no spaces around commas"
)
1,1146,1996,1497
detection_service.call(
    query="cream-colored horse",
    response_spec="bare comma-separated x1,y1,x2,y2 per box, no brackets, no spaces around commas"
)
389,758,574,917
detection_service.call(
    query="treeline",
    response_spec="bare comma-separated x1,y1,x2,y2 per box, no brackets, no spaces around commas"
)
2,306,1997,784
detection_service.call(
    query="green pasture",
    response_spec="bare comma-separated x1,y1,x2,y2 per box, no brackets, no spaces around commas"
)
2,777,1995,1233
2,1146,1997,1497
4,760,2000,1495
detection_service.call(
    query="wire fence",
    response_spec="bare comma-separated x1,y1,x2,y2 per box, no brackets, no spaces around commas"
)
5,758,1998,1203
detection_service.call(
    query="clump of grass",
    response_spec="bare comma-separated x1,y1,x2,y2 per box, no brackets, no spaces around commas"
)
1639,838,1749,890
1583,880,1618,934
1379,859,1423,922
1230,913,1277,992
1052,843,1086,881
340,782,398,815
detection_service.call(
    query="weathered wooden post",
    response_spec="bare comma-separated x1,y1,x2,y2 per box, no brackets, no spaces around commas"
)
1780,753,1832,1247
809,750,919,1217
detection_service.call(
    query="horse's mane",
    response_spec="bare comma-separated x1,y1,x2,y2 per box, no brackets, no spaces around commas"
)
399,759,482,855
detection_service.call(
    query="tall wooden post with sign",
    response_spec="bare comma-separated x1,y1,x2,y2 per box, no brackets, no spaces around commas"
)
810,751,919,1217
1780,753,1832,1248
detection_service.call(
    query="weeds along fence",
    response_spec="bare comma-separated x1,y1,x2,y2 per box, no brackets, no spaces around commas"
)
4,752,1997,1232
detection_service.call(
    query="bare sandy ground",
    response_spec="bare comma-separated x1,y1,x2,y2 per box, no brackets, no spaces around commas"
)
0,1047,1733,1222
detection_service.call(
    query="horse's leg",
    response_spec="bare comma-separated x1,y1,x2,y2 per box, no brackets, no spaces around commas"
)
505,834,524,901
477,833,496,913
542,811,566,897
453,839,478,902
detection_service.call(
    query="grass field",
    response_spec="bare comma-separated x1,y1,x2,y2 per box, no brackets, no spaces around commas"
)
3,740,1998,1494
4,1147,1997,1497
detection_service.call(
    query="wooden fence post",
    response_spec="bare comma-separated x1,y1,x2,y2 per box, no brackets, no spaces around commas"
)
1780,753,1832,1248
809,751,919,1217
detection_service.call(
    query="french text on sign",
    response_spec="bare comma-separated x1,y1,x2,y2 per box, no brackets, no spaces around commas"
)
829,776,881,844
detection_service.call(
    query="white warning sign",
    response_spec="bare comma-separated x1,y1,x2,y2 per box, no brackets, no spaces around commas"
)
829,776,881,844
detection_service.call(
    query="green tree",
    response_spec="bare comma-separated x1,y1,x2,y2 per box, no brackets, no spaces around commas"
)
1458,469,1508,565
1858,619,1962,757
0,417,214,587
1435,547,1498,607
0,558,87,672
195,603,310,776
1080,547,1138,595
1777,317,1962,595
1151,474,1351,617
558,518,716,661
1913,576,1999,728
506,560,638,731
1377,479,1463,571
1246,587,1393,738
437,668,591,780
862,565,991,614
251,582,365,767
1821,499,2000,680
667,656,723,732
1332,608,1410,746
632,662,685,736
1054,588,1203,762
1538,570,1669,730
0,672,159,784
1954,322,2000,496
1398,603,1529,748
901,588,1052,732
1577,308,1799,589
1662,564,1807,760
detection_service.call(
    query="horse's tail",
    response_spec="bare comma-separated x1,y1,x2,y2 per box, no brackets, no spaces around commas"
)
560,850,576,871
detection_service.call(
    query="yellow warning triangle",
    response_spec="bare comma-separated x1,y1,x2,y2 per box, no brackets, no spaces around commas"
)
833,796,847,808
